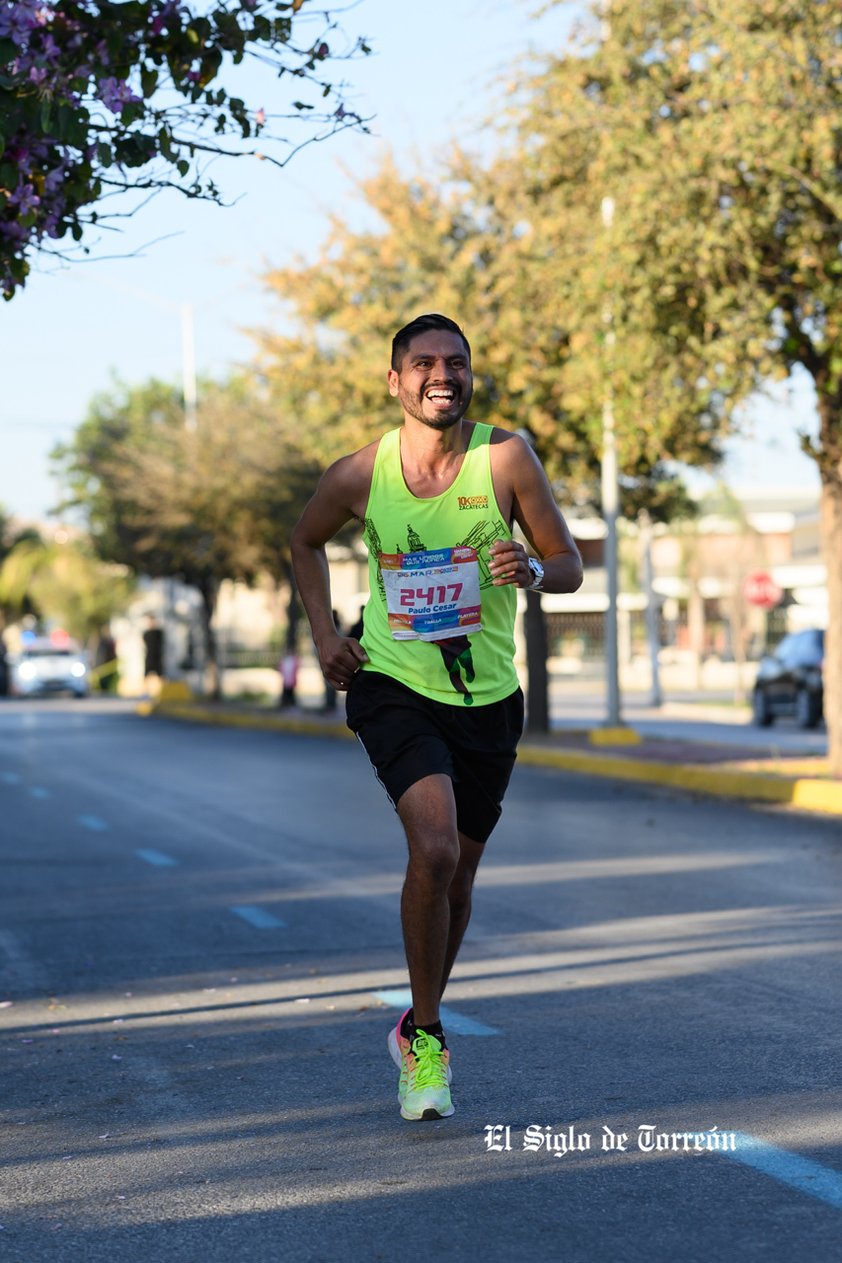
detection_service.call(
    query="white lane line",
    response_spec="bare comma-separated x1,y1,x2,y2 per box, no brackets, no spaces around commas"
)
1,772,21,785
77,814,109,832
373,988,500,1036
135,848,178,868
230,905,287,930
28,786,51,799
725,1133,842,1212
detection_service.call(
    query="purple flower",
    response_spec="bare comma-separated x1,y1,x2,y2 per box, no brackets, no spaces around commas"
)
44,163,67,193
0,219,27,242
9,183,41,214
97,76,142,113
0,2,41,44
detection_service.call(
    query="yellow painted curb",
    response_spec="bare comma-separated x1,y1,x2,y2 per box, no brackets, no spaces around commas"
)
139,699,842,816
516,745,842,815
790,779,842,814
158,680,195,703
588,726,642,747
146,700,356,741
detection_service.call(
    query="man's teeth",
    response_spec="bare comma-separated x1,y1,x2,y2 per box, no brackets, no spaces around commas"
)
427,391,455,400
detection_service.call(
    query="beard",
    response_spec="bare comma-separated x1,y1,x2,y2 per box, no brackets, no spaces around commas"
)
397,381,473,429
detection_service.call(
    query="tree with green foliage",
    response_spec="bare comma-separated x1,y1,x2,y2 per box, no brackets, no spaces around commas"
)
256,160,489,464
53,375,320,697
0,531,135,643
506,0,841,766
1,0,369,297
256,149,707,512
0,506,42,627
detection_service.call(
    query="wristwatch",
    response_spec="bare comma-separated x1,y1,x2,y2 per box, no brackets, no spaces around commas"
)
527,557,545,591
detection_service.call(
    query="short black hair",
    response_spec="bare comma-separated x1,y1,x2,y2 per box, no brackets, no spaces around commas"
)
391,313,471,371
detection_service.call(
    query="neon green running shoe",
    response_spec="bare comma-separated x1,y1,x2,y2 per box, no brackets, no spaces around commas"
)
388,1016,454,1121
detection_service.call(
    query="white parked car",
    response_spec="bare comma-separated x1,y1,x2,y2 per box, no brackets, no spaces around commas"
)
10,639,90,699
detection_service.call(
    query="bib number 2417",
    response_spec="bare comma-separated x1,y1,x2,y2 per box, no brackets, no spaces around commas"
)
380,547,482,642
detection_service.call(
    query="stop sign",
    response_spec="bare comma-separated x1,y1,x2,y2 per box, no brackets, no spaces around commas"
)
743,570,783,609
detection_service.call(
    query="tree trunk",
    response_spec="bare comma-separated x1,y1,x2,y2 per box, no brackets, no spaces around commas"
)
820,474,842,776
687,579,705,691
525,589,549,734
199,575,221,701
815,378,841,777
284,560,300,654
278,559,300,709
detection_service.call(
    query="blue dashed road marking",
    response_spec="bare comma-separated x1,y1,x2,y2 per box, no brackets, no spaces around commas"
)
725,1133,842,1212
374,989,499,1036
230,905,286,929
135,848,178,867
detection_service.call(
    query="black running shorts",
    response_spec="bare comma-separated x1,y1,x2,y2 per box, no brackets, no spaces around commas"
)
345,669,524,845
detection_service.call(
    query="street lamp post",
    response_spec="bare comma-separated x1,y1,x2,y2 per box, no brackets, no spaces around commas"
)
601,194,622,727
180,302,198,433
640,509,663,708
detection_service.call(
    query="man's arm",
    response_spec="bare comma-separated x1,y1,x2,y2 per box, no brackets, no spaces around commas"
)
488,434,584,593
290,453,371,691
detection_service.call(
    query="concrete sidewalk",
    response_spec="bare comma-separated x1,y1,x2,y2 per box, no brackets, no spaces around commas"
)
140,687,842,818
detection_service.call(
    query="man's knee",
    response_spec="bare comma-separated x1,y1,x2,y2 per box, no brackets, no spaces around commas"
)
407,832,460,886
399,775,464,885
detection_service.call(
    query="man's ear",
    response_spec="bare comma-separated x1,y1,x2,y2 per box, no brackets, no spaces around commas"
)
387,369,400,397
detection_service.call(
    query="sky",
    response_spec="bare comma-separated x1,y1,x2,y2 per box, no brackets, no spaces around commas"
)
0,0,820,525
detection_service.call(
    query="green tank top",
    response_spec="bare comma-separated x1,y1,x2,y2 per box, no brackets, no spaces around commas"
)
359,422,519,706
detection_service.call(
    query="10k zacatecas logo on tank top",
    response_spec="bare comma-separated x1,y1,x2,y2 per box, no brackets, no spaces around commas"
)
364,514,508,705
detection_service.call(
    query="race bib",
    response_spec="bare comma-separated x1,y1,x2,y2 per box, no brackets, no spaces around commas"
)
380,546,482,641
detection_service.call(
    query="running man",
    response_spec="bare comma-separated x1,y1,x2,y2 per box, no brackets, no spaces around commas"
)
291,314,583,1121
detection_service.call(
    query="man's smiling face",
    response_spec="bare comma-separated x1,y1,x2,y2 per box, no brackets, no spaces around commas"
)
387,330,473,430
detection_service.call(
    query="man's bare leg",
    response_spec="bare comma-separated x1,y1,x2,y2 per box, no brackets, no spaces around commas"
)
397,777,488,1024
396,774,460,1028
439,831,484,999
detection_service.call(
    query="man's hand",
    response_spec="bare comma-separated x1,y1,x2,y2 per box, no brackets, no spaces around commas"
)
488,539,532,588
317,633,369,690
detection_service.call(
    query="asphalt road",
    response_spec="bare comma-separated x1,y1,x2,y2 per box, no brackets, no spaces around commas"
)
1,699,841,1261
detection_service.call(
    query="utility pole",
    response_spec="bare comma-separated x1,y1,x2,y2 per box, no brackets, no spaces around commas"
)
601,194,622,727
640,510,663,707
181,302,198,432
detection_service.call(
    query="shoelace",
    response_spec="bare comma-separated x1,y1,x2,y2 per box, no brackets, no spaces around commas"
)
408,1031,448,1089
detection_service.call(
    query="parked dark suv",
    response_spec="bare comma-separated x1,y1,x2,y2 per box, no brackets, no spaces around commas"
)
752,628,824,729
